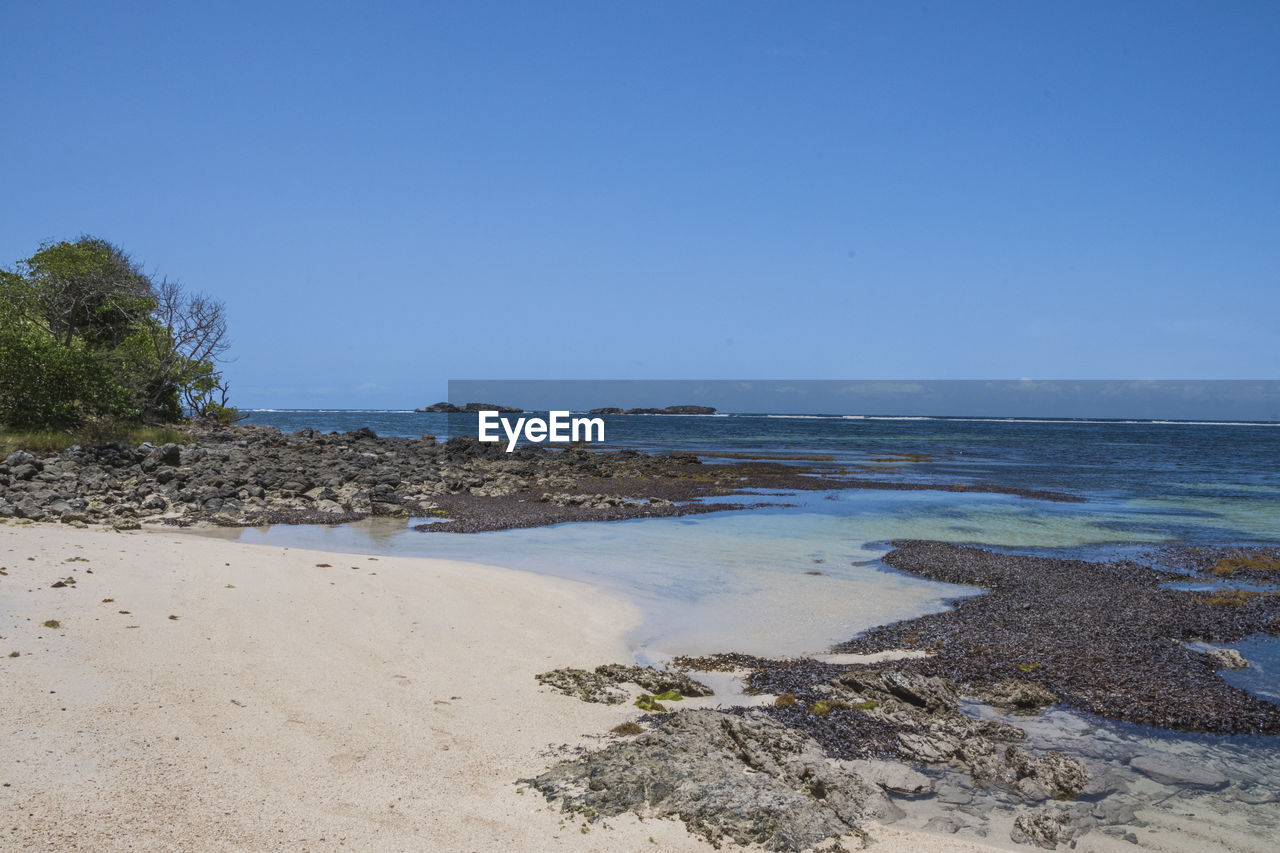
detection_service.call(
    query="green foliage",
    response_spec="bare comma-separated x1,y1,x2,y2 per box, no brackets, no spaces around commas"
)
178,357,237,420
0,236,230,431
17,237,153,348
0,324,126,430
0,429,80,454
200,403,242,424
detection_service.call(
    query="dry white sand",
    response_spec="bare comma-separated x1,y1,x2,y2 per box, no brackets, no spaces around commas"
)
0,522,1021,852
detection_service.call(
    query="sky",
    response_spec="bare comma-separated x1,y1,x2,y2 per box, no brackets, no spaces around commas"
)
2,1,1278,409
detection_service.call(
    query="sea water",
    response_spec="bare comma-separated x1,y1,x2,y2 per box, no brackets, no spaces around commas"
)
234,409,1280,658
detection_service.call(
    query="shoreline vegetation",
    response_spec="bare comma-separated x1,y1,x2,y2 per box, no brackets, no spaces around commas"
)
1,424,190,456
1,237,237,433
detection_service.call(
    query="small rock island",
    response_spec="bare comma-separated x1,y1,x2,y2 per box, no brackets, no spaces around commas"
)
415,402,523,413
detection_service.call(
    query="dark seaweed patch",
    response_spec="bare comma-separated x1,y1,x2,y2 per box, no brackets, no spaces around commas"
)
835,541,1280,734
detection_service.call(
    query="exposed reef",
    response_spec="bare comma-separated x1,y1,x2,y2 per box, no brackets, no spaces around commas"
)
529,664,1095,851
833,541,1280,734
527,539,1280,849
1153,543,1280,584
535,664,713,705
526,708,897,851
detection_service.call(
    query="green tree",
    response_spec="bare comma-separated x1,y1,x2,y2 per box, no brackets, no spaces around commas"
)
0,323,125,430
12,237,153,348
0,236,233,430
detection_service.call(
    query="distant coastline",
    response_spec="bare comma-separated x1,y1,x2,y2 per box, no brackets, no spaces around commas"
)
587,405,716,415
415,403,718,416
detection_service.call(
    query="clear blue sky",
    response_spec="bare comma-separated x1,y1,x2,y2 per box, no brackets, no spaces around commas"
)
3,1,1277,408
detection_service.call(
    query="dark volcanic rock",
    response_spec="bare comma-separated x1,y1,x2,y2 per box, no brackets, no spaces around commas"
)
140,443,181,472
724,702,905,761
837,669,958,712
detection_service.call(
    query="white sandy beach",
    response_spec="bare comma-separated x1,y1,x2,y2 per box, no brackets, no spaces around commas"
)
1,521,1024,852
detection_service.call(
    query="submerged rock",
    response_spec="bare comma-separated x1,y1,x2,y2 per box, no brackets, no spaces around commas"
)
525,708,899,851
1005,746,1089,800
972,679,1059,714
1128,754,1228,790
840,759,934,798
1202,647,1250,670
1011,805,1091,848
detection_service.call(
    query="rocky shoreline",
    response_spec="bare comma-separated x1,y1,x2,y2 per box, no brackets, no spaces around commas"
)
0,423,1081,532
528,661,1099,851
8,425,1278,849
523,541,1280,850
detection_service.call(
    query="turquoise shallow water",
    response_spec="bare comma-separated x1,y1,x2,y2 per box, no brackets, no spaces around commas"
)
203,487,1280,672
229,409,1280,663
205,499,980,658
